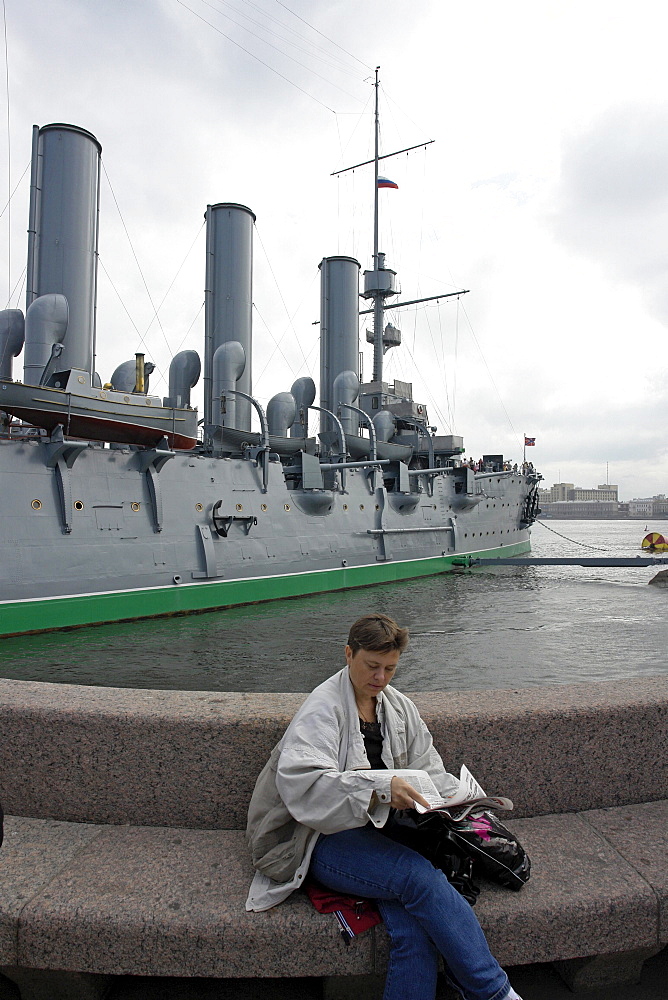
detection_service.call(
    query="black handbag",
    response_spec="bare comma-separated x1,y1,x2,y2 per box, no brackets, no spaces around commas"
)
382,806,530,898
426,808,531,890
381,808,481,906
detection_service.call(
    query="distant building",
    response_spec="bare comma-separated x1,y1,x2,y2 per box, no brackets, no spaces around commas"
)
627,496,668,518
538,482,619,504
540,500,621,519
539,490,668,519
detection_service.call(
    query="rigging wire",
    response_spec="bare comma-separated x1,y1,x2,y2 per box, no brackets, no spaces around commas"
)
274,0,372,72
0,159,28,222
219,0,366,83
389,305,456,433
241,0,362,76
253,223,313,373
101,162,174,363
459,300,523,453
139,219,205,344
4,261,24,310
2,0,10,308
252,301,301,383
253,267,320,387
174,0,337,113
12,266,24,309
452,296,459,430
97,258,167,388
381,86,432,145
172,300,205,355
192,0,362,102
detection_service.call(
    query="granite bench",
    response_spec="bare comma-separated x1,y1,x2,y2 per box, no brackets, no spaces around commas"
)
1,676,667,1000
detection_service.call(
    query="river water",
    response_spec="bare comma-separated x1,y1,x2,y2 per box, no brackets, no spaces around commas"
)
1,519,666,692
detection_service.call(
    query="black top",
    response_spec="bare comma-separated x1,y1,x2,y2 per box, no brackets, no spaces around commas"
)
359,718,385,770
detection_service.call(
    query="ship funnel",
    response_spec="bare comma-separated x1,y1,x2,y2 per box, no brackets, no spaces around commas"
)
333,370,360,435
23,294,69,385
204,203,255,431
26,124,101,378
212,340,246,428
319,256,360,433
289,376,316,437
0,310,25,380
165,350,201,408
267,392,297,437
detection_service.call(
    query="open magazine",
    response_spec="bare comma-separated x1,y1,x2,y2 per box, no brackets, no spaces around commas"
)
363,764,513,820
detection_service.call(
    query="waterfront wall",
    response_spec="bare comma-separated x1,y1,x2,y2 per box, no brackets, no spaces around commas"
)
1,676,667,828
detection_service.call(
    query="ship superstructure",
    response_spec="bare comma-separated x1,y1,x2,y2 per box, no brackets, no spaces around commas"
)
0,99,540,638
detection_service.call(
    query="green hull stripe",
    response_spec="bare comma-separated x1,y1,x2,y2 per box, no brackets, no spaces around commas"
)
0,541,530,636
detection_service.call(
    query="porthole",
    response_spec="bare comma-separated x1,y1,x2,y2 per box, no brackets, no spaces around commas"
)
145,398,152,406
195,503,203,512
131,502,141,512
261,503,268,512
342,503,348,511
236,503,243,512
124,396,131,403
360,504,365,510
284,503,291,511
31,499,42,510
77,375,85,384
99,391,107,400
375,504,380,510
74,500,85,511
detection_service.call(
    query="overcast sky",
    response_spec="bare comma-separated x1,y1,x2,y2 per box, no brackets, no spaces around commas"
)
2,0,668,501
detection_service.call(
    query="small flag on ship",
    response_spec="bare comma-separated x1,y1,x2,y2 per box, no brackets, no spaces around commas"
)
377,176,399,189
524,436,536,446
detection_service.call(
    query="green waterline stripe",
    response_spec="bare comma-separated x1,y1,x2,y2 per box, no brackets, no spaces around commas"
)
0,540,530,636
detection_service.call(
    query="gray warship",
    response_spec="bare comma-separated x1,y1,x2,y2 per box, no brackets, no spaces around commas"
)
0,92,541,638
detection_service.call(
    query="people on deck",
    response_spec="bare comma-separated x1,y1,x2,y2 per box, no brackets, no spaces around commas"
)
246,613,523,1000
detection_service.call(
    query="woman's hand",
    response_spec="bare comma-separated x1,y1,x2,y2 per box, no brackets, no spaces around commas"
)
389,776,431,810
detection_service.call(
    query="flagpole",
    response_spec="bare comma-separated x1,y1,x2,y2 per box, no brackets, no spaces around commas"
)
523,433,526,465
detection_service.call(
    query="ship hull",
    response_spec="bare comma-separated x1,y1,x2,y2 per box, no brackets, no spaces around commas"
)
0,437,535,637
0,540,531,636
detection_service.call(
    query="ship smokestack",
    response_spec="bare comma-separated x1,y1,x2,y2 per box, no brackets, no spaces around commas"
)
319,256,360,433
204,203,255,431
26,124,101,380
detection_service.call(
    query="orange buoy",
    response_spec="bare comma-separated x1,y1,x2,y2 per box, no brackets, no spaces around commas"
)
642,532,668,551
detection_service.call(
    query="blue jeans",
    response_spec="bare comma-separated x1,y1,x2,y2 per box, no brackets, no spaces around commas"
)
310,825,510,1000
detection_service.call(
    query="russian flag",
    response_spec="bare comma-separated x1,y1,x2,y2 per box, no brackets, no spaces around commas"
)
377,176,399,189
524,436,536,446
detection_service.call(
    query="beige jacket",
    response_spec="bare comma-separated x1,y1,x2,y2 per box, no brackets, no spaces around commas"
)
245,666,457,911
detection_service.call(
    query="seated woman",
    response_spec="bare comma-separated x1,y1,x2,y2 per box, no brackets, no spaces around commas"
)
246,613,523,1000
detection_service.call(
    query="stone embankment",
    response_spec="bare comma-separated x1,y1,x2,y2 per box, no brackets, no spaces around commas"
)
1,676,667,999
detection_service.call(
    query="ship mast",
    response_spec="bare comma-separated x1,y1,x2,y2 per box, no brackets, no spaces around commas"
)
371,66,384,383
331,68,466,387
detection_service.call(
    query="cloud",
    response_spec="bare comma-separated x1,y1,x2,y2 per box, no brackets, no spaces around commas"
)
553,103,668,321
